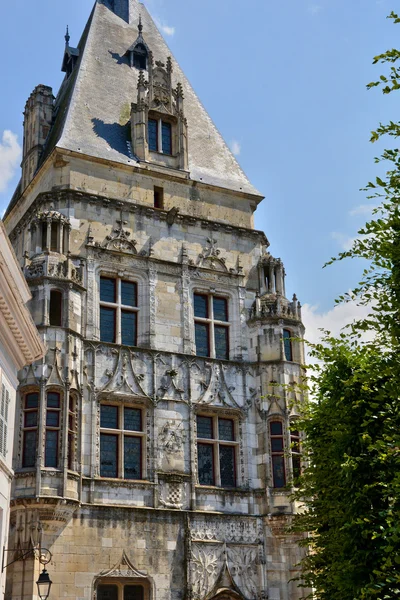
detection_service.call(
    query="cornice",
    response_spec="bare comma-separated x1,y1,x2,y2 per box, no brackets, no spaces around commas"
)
0,456,14,481
0,222,46,369
8,189,269,247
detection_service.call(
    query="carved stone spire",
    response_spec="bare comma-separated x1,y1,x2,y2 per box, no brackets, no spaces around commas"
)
65,25,70,47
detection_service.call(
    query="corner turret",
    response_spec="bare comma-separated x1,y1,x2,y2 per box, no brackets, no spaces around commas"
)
21,85,54,191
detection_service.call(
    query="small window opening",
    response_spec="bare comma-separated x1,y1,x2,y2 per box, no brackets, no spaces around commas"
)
50,290,63,327
41,222,47,250
264,267,269,291
51,222,59,252
154,187,164,209
133,43,148,70
283,329,293,362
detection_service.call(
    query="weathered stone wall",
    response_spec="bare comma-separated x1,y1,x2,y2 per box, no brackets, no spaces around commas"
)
5,150,308,600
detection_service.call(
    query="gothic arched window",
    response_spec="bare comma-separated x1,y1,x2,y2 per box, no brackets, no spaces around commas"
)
133,43,148,70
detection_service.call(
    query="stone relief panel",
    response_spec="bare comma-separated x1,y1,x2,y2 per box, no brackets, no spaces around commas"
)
158,475,188,510
84,344,258,410
158,419,186,472
190,541,260,600
190,515,261,544
92,346,151,399
156,354,187,402
191,543,223,600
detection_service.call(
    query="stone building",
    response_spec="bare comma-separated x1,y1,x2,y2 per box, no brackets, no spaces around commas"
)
0,221,45,600
3,1,308,599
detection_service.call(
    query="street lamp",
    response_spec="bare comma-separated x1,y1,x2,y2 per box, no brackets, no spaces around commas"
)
2,545,53,599
36,568,52,600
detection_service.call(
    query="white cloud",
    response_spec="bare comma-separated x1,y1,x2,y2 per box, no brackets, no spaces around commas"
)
331,231,356,251
230,140,241,156
349,204,376,216
308,4,322,15
155,19,175,36
302,300,373,347
0,130,21,194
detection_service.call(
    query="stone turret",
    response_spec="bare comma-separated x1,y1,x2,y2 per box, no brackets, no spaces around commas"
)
21,85,54,191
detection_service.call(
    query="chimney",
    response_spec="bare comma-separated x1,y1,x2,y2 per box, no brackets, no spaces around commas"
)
21,85,54,190
102,0,130,23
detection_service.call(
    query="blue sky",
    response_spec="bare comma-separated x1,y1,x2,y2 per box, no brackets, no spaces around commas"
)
0,0,397,339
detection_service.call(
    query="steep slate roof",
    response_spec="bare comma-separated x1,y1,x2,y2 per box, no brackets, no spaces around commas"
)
53,0,261,196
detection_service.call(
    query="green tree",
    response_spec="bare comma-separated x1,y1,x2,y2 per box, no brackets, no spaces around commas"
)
292,12,400,600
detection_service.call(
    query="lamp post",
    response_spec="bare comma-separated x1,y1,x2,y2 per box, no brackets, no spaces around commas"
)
37,567,52,600
2,545,53,598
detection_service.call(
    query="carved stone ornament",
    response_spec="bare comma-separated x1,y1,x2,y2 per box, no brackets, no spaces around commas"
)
191,543,259,600
159,421,186,456
98,551,148,579
103,219,138,254
191,544,223,600
25,261,44,278
47,346,65,386
190,517,260,544
159,478,183,509
157,366,185,401
97,348,149,398
198,363,241,410
195,238,228,272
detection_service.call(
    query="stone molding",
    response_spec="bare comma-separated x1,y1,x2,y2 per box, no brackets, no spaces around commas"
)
0,221,46,369
8,190,269,247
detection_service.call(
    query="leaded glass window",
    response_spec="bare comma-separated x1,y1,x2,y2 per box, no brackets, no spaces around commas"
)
148,117,174,154
290,428,301,481
68,394,78,471
45,392,61,468
23,393,39,468
196,415,238,488
194,294,230,360
270,421,286,488
194,323,209,358
198,443,214,486
100,404,144,480
219,445,236,487
283,329,293,362
148,119,158,151
100,277,139,346
162,122,172,154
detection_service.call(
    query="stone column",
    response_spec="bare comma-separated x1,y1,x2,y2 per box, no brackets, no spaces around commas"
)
268,265,275,293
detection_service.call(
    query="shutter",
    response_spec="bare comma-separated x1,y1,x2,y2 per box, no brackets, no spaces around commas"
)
1,384,5,418
5,389,9,422
0,385,10,458
3,423,7,457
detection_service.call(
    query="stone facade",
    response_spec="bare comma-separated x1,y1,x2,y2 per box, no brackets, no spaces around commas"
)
0,221,45,600
3,2,309,599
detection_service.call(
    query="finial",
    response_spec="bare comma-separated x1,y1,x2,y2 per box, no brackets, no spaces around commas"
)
138,15,143,35
65,25,70,46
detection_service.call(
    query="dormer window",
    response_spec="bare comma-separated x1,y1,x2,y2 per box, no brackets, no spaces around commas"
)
148,118,172,155
133,43,148,70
